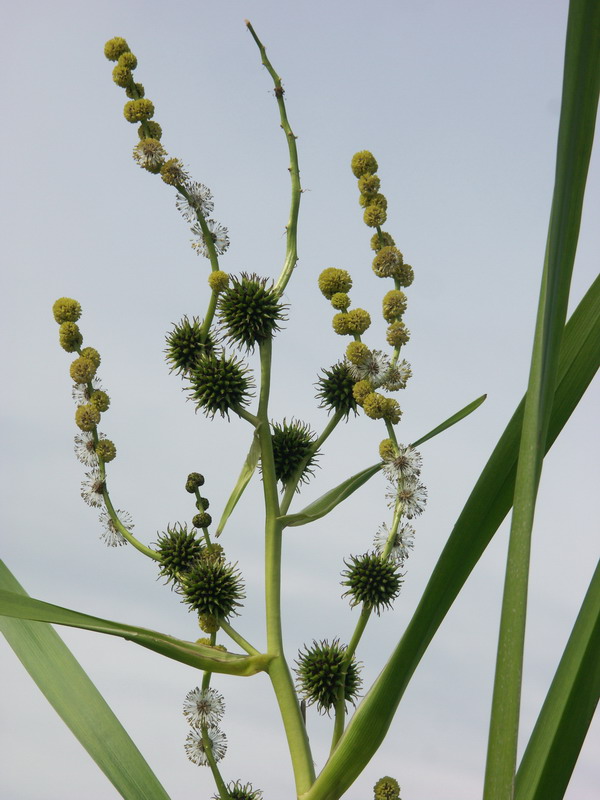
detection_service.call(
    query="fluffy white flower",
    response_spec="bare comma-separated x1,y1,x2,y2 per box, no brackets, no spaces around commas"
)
382,444,423,481
176,182,214,221
72,377,103,406
98,508,132,547
347,349,390,387
74,431,98,467
388,477,427,519
183,687,225,728
381,359,412,391
80,470,105,508
184,726,227,766
191,219,230,257
374,522,415,565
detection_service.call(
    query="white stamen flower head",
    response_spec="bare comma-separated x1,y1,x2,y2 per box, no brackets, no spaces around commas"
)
381,360,412,391
191,219,230,257
388,477,427,519
80,470,106,508
132,138,167,171
99,508,132,547
74,431,99,467
72,377,103,406
183,687,225,728
382,444,423,482
347,349,390,388
374,522,415,565
176,182,214,222
184,726,227,766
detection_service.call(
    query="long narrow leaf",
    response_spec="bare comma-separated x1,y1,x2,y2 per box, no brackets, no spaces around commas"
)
0,562,172,800
514,559,600,800
411,393,486,448
216,430,261,536
484,2,600,795
0,578,271,677
301,270,600,800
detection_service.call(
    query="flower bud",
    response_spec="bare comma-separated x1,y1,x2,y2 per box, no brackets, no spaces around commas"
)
318,268,352,299
123,98,155,123
80,347,101,369
330,292,350,311
345,308,371,335
59,322,83,352
53,297,81,324
192,512,212,528
75,404,100,431
363,205,387,227
351,150,378,178
208,270,230,293
346,341,370,365
363,391,387,419
70,356,97,384
90,390,110,413
382,289,407,322
104,37,130,61
372,247,403,278
185,472,205,492
386,321,410,347
358,173,380,196
96,438,117,462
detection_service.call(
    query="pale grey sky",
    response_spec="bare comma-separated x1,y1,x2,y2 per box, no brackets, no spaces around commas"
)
1,1,598,799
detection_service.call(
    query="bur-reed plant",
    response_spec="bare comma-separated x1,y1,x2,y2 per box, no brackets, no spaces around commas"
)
1,3,599,799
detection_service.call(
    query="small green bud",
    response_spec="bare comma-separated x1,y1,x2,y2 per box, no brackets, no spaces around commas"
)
80,347,101,368
118,51,137,70
75,403,100,431
358,173,380,196
374,776,401,800
58,321,82,352
346,341,370,365
362,391,387,419
90,390,110,413
394,263,414,287
112,65,131,88
70,356,97,384
330,292,350,311
160,157,187,185
379,438,397,460
196,498,210,511
332,312,351,336
196,637,227,651
185,472,205,492
352,379,373,405
363,205,387,227
370,231,395,251
351,150,378,178
315,362,357,418
104,37,130,62
386,321,410,347
345,308,371,335
341,552,402,613
382,397,402,425
138,120,162,140
208,270,230,293
199,614,220,634
96,438,117,462
382,289,407,322
192,512,212,528
125,82,145,99
372,246,403,278
53,297,81,324
318,268,352,299
123,98,155,123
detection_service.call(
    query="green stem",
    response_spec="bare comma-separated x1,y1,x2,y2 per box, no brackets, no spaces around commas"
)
219,620,261,657
102,486,159,560
257,340,315,794
201,725,230,800
245,21,302,296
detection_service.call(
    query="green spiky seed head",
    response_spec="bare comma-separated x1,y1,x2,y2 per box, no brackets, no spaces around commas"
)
118,51,137,70
318,268,352,299
199,614,220,633
271,419,317,486
96,438,116,462
358,173,380,196
372,246,404,278
185,472,205,493
379,438,397,461
155,523,203,586
112,65,131,88
386,321,410,347
295,639,362,714
351,150,378,178
59,322,82,352
53,297,81,324
132,138,166,173
330,292,350,311
165,316,213,376
394,263,414,287
75,404,100,431
382,397,402,425
160,157,187,185
345,308,371,335
352,379,373,406
332,312,351,336
374,776,401,800
363,205,387,227
123,98,154,123
208,270,230,293
181,558,245,619
363,392,387,419
382,290,407,322
126,82,145,99
218,273,285,350
80,347,101,368
315,362,357,418
70,356,97,384
216,781,263,800
188,353,253,418
192,512,212,528
346,341,370,365
90,390,110,413
104,37,130,61
370,231,396,251
138,121,162,140
342,552,402,614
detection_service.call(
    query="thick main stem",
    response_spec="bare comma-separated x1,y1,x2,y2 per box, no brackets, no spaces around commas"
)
257,340,315,794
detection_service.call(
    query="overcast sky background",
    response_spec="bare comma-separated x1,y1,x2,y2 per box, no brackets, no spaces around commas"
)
1,1,598,799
